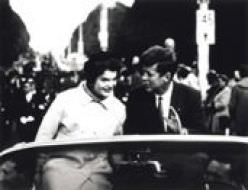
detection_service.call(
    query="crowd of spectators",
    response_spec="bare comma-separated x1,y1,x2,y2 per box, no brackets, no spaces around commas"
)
0,51,82,149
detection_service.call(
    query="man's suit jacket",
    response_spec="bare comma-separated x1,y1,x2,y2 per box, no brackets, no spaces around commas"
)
124,82,206,134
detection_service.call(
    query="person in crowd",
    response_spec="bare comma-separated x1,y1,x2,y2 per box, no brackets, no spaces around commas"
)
23,61,36,78
210,74,231,134
229,64,248,136
34,52,126,190
15,77,47,142
174,64,191,83
174,63,200,90
204,70,221,131
228,70,241,88
3,61,26,146
205,72,232,134
58,71,80,92
227,70,240,88
124,45,206,135
0,68,5,148
5,60,26,94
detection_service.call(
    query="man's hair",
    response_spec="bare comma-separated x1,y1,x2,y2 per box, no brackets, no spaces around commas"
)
207,70,218,85
84,52,122,84
219,74,229,85
140,45,177,76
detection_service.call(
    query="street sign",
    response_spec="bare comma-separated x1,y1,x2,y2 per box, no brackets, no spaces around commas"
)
196,9,215,45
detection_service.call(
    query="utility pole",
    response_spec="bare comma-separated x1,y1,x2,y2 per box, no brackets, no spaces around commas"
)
196,0,215,100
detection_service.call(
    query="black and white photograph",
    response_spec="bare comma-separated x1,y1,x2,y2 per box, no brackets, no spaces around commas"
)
0,0,248,189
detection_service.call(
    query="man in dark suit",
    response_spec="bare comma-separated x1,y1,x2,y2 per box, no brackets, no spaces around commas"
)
16,77,47,142
124,45,206,135
123,45,208,190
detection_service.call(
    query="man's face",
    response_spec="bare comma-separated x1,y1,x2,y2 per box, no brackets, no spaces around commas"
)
23,80,35,93
14,62,23,74
92,70,117,100
140,64,170,93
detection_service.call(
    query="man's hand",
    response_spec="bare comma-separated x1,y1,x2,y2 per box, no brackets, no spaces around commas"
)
167,116,181,133
180,128,188,135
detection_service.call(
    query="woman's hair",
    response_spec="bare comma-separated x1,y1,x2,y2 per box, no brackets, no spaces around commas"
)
84,52,122,84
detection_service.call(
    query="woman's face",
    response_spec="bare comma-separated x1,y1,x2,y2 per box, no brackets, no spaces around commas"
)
91,70,117,100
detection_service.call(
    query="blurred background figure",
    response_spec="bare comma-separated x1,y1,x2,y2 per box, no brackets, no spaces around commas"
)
204,70,219,130
174,63,200,90
228,70,241,88
164,38,175,50
211,74,231,135
204,71,231,134
164,38,177,62
229,64,248,136
15,77,48,142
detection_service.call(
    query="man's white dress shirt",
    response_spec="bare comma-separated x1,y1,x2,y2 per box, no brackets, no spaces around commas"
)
155,82,173,131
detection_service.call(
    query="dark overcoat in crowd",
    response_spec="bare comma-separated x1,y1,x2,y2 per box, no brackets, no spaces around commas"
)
229,78,248,136
16,91,48,142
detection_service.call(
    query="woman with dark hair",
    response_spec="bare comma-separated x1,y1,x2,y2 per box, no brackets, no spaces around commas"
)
35,52,126,190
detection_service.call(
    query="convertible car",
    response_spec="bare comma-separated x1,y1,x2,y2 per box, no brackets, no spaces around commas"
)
0,135,247,190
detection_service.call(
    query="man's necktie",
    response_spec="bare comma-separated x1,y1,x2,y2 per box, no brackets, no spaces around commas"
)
158,96,167,132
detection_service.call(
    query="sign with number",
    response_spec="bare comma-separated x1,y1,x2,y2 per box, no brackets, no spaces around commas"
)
196,10,215,45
